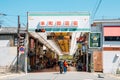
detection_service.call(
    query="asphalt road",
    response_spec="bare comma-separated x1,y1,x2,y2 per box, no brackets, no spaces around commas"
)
1,72,119,80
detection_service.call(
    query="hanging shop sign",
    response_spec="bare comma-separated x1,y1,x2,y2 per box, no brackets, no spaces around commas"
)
76,36,85,43
77,43,82,49
89,33,101,48
28,12,90,32
59,54,73,60
30,38,34,49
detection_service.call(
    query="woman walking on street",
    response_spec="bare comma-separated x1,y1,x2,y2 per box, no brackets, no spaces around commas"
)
63,60,68,73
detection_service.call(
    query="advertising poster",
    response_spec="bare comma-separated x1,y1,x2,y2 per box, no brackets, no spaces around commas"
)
89,33,101,48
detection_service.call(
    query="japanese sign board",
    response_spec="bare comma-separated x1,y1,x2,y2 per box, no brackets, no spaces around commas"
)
89,33,101,48
28,12,90,32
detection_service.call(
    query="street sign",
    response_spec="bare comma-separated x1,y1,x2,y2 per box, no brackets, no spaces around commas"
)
19,46,25,53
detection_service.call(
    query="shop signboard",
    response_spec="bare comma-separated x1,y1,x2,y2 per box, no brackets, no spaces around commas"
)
28,12,90,32
30,39,34,49
77,43,82,49
89,33,101,48
59,54,73,60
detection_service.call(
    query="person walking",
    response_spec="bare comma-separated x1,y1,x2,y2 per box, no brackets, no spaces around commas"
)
63,60,68,73
77,60,82,71
58,60,63,74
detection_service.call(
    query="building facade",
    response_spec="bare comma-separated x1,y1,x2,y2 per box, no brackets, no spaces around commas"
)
92,19,120,74
1,19,120,74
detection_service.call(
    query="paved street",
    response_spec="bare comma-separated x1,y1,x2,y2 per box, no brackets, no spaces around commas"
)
0,72,119,80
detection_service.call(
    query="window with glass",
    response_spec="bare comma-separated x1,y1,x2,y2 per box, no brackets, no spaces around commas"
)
104,36,120,41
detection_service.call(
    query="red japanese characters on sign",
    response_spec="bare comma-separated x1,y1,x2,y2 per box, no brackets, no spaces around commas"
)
48,21,54,26
64,21,70,27
39,21,78,27
56,21,62,26
72,21,78,27
40,21,45,26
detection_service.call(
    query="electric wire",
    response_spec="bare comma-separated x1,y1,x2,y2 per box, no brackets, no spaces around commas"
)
92,0,103,20
0,13,26,27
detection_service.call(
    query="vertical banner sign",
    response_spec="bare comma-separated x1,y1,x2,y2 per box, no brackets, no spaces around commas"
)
89,33,101,48
30,39,34,49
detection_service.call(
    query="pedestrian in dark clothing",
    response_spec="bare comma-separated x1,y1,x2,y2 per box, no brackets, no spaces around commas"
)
58,61,63,74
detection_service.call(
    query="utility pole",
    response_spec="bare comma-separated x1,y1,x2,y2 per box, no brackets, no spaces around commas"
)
24,12,29,74
17,16,20,73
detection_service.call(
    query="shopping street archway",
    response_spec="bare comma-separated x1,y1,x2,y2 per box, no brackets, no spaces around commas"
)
27,12,92,72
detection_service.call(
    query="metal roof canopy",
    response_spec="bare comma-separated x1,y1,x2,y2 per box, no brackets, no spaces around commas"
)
29,32,63,55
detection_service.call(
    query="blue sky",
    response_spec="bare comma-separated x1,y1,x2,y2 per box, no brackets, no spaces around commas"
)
0,0,120,27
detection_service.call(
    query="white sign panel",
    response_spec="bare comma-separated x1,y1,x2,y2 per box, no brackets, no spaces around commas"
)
28,12,90,32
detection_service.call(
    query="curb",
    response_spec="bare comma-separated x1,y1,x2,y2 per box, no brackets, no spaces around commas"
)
0,73,25,79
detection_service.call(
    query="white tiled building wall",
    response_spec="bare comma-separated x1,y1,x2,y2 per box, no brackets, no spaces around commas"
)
103,51,120,73
0,47,17,66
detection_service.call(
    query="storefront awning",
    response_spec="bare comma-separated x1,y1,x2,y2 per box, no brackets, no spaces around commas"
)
103,26,120,36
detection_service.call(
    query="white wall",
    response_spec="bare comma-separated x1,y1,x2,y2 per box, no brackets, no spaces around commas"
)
0,40,10,47
0,47,17,66
103,51,120,73
0,47,25,71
